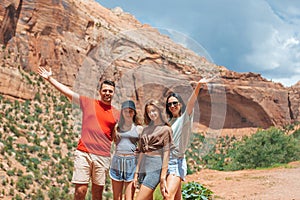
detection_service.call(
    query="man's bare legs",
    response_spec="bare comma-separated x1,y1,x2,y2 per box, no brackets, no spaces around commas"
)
74,184,88,200
92,183,104,200
74,183,104,200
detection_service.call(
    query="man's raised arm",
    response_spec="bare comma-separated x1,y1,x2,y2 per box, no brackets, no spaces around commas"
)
38,67,80,105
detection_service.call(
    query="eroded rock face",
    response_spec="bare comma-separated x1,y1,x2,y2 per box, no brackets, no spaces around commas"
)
0,67,36,100
0,0,22,45
0,0,299,129
289,81,300,122
217,71,291,129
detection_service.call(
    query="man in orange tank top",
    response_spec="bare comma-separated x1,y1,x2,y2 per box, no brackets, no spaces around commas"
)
38,67,119,200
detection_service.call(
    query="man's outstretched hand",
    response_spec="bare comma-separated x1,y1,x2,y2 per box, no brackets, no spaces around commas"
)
38,67,52,80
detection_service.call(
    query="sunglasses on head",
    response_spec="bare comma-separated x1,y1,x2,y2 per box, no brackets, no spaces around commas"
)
167,101,179,107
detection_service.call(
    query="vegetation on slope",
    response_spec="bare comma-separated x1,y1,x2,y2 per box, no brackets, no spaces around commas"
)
0,68,299,199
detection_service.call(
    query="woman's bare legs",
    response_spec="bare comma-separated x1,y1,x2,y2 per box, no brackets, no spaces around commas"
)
136,184,154,200
165,174,182,200
112,180,124,200
124,181,135,200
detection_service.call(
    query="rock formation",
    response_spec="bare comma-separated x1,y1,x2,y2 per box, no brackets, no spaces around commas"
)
0,0,299,130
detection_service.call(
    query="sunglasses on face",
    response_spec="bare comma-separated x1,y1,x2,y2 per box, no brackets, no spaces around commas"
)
167,101,179,107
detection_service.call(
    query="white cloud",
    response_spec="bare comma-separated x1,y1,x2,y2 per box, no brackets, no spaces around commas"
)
248,32,300,86
97,0,300,86
244,28,300,71
284,37,300,47
271,75,300,87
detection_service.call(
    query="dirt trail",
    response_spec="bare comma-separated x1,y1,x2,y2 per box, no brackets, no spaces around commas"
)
185,161,300,200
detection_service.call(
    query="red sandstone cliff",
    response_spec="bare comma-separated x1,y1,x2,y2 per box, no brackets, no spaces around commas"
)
0,0,299,129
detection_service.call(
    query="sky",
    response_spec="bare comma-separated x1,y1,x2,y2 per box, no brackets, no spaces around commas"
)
96,0,300,87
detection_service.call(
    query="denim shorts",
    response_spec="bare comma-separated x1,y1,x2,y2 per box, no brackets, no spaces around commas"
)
138,155,162,190
168,157,187,181
109,155,137,182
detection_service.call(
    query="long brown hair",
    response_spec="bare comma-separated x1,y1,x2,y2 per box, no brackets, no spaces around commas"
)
143,99,169,126
117,108,141,132
112,101,141,143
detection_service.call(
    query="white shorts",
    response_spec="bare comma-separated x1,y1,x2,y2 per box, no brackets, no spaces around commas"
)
71,150,110,186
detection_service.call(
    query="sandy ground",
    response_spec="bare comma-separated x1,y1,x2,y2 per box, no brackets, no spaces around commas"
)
185,161,300,200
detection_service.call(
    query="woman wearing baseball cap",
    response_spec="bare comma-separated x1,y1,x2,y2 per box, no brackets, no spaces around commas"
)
110,100,143,200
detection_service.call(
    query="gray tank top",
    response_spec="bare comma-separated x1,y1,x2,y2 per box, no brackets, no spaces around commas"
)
115,125,139,154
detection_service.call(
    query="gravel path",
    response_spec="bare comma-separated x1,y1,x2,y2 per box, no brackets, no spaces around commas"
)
185,161,300,200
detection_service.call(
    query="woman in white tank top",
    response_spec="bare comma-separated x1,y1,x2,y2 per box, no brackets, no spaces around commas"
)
164,78,211,200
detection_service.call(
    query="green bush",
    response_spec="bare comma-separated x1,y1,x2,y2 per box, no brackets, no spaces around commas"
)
48,186,60,200
227,127,300,170
292,128,300,140
7,169,15,176
34,92,41,103
153,186,163,200
185,133,205,173
182,181,213,200
186,133,236,171
31,189,44,200
16,175,33,192
14,194,22,200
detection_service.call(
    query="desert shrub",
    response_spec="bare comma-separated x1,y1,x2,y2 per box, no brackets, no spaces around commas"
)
2,179,6,186
186,133,237,171
226,127,300,170
17,169,23,176
202,150,227,171
34,92,41,103
16,175,33,192
185,133,205,173
7,169,15,176
34,104,43,115
59,190,72,200
14,194,22,200
182,181,213,200
48,186,60,200
9,124,20,136
31,189,44,200
53,137,60,145
292,128,300,140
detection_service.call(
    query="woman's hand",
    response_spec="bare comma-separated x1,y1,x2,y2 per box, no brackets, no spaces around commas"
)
199,76,214,83
133,173,139,188
160,178,169,198
38,67,52,80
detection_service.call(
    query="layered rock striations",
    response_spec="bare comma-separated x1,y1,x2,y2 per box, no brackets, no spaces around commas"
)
0,0,299,129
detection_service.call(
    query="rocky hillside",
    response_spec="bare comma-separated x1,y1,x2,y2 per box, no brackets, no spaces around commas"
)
0,0,299,129
0,69,79,199
0,0,300,199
